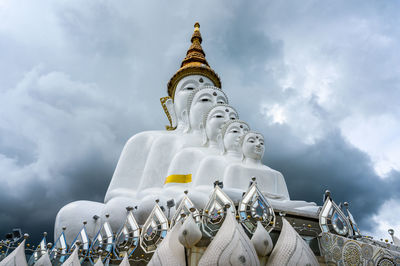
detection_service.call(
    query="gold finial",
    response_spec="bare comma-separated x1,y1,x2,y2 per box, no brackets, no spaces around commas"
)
167,22,221,99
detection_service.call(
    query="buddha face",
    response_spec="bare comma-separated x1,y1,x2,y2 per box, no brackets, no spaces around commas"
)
242,132,265,161
174,75,213,124
188,88,227,131
223,122,250,153
206,106,238,143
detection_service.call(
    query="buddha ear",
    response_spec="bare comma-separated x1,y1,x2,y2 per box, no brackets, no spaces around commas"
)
181,109,190,133
201,123,208,146
217,134,225,154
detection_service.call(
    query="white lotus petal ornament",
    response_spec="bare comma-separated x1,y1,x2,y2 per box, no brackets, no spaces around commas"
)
33,252,51,266
267,218,318,266
93,256,104,266
0,239,28,266
119,255,130,266
199,212,259,266
251,221,273,257
61,248,80,266
148,221,185,266
178,215,202,248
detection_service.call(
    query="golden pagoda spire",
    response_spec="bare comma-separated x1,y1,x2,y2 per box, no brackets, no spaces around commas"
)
180,22,208,67
167,22,221,99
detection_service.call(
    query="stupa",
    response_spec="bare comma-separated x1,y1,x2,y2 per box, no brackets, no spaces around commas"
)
1,23,400,266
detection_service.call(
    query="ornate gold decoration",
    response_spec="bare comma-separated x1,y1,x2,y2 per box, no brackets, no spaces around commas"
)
167,22,221,99
160,96,176,131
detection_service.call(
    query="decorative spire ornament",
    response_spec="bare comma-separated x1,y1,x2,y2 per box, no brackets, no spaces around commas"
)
167,22,221,99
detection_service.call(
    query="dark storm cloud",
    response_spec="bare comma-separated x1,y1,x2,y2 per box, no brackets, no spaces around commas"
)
1,0,400,244
0,67,151,243
262,125,400,231
0,154,113,244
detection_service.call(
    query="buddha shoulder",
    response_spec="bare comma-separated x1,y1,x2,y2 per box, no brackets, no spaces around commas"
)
124,129,175,146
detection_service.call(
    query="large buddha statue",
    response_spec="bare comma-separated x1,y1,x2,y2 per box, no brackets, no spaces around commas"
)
54,22,224,240
136,86,229,197
224,131,290,200
105,22,221,203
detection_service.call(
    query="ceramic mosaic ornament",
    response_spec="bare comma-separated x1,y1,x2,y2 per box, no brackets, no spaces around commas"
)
49,232,68,264
201,186,236,237
113,211,140,259
69,225,90,263
89,221,113,264
140,204,168,253
238,181,275,234
170,196,199,228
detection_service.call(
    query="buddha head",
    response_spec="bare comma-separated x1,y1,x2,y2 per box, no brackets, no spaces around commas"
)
202,104,239,146
240,131,265,161
221,120,250,154
174,75,214,127
185,86,228,132
166,22,221,130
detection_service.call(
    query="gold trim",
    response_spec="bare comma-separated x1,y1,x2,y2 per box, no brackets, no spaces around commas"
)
164,174,192,184
168,66,221,99
160,96,176,131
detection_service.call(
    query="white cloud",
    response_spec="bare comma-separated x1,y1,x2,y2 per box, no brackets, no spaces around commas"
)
251,1,400,175
0,66,122,190
364,198,400,242
340,114,400,177
261,103,287,125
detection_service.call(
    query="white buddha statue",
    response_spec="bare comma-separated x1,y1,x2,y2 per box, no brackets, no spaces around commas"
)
54,22,224,239
164,104,238,189
105,22,220,203
224,131,290,200
193,120,250,194
136,86,229,202
103,23,224,225
104,75,215,201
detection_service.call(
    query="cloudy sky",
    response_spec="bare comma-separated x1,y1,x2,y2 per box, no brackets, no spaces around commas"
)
1,0,399,244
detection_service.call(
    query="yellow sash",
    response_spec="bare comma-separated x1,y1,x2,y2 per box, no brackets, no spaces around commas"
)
164,174,192,184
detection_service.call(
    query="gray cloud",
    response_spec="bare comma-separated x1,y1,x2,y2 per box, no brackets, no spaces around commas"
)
262,125,400,231
1,0,399,244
